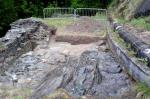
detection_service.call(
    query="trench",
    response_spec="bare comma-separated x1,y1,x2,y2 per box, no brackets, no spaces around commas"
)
0,17,136,99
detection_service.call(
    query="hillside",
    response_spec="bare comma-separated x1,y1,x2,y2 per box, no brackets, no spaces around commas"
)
110,0,150,20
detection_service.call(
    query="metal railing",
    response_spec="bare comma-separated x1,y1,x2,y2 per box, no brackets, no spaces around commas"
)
43,8,107,20
43,8,74,19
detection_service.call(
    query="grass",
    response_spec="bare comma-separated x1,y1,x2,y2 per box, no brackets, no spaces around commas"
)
42,13,108,27
118,16,150,31
42,18,74,28
135,83,150,98
43,88,73,99
0,86,32,99
41,17,107,37
91,14,107,20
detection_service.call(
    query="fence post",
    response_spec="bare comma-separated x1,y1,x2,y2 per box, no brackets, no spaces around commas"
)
74,9,77,19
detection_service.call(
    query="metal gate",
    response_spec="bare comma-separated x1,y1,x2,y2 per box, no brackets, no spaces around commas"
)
43,8,107,20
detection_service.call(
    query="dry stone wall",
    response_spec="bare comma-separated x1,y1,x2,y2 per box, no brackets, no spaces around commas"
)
0,18,56,75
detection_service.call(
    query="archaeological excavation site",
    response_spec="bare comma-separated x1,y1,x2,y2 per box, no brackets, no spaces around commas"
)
0,16,136,99
1,0,150,99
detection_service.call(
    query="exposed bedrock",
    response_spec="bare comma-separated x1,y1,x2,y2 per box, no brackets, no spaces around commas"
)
0,18,56,74
30,50,133,99
0,17,135,99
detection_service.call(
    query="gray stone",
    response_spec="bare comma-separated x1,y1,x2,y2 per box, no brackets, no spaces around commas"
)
31,76,63,99
0,18,56,74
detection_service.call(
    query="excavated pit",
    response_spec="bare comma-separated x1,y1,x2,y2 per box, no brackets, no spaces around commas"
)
55,35,104,45
0,17,136,99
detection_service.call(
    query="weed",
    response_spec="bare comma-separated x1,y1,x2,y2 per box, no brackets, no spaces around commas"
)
135,83,150,98
118,16,150,31
137,57,148,65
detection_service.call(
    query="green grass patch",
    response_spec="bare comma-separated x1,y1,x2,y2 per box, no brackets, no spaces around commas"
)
118,16,150,31
42,18,74,28
0,86,32,99
135,83,150,98
91,13,107,20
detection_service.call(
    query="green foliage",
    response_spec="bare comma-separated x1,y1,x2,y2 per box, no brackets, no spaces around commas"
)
0,0,113,37
109,0,118,8
118,16,150,31
0,0,17,37
71,0,113,8
0,85,32,99
136,83,150,97
137,57,148,65
42,18,74,28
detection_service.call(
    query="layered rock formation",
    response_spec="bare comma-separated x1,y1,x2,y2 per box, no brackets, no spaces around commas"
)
30,50,133,99
0,17,136,99
0,18,56,75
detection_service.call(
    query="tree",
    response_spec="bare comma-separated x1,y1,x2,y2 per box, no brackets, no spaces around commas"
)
0,0,113,37
71,0,113,8
0,0,17,37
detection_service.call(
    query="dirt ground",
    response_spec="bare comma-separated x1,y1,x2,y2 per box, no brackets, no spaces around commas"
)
56,16,107,37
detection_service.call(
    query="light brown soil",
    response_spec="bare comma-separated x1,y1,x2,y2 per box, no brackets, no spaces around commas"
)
57,16,107,37
56,35,106,45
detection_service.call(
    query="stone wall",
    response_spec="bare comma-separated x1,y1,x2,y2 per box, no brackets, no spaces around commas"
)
0,18,56,75
108,19,150,86
107,31,150,87
110,20,150,66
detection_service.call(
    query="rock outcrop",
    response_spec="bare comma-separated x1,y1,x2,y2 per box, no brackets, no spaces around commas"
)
0,17,136,99
110,0,150,20
0,18,56,75
30,50,133,99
